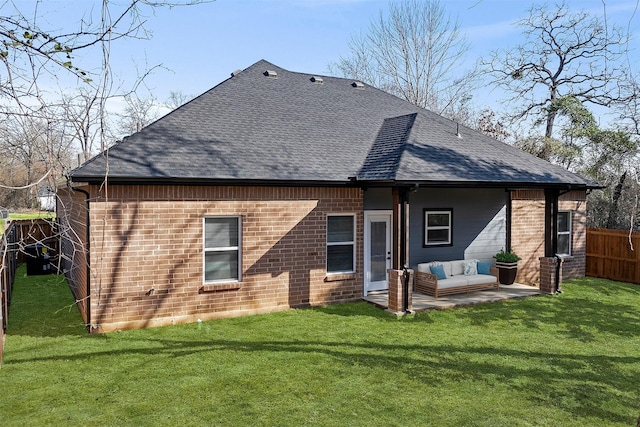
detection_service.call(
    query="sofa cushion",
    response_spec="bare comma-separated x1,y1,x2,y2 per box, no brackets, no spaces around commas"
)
429,264,447,280
465,274,497,286
463,260,478,276
417,263,433,273
477,260,492,275
450,260,465,276
418,261,445,275
437,277,469,289
438,261,451,277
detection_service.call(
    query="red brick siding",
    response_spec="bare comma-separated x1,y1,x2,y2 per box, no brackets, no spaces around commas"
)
86,185,363,332
57,186,90,325
511,190,587,285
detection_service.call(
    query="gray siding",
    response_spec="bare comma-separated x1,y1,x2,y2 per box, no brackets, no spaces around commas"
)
363,188,393,210
363,187,507,268
409,188,507,267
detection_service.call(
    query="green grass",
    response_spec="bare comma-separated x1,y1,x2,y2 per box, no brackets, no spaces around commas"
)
1,267,639,426
6,211,55,220
2,211,55,229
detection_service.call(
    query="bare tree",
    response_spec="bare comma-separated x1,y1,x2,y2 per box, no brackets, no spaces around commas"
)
166,90,194,110
476,109,509,141
482,2,631,160
0,114,72,209
0,0,213,334
116,94,162,136
59,88,108,163
329,0,479,121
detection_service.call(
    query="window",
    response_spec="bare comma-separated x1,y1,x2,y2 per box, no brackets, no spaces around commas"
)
327,215,355,273
204,217,240,282
557,211,572,255
424,209,452,246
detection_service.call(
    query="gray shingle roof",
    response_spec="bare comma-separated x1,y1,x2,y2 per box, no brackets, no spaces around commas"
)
71,59,597,188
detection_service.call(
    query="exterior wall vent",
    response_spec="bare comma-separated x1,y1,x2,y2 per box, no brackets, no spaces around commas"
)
263,70,278,78
231,69,242,77
310,76,324,84
351,81,365,89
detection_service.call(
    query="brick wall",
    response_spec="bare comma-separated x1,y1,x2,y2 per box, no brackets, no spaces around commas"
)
85,185,363,332
511,190,587,285
57,186,90,326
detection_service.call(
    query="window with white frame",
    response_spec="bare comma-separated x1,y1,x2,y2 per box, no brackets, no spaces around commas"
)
424,209,453,246
557,211,572,255
326,215,355,273
204,217,240,282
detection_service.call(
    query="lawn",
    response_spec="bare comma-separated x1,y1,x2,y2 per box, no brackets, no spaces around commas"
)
1,211,55,230
1,267,639,426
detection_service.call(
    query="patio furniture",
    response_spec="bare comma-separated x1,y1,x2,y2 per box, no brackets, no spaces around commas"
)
415,260,499,298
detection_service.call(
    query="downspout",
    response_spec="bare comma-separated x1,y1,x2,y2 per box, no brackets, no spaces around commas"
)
555,254,563,294
544,188,560,294
553,188,571,294
505,190,512,251
400,187,410,313
71,186,91,331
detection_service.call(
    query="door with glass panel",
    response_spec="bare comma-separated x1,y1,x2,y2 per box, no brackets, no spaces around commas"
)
364,211,392,296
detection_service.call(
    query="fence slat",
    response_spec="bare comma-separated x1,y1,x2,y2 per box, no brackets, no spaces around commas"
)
1,221,19,366
1,219,55,366
586,228,640,285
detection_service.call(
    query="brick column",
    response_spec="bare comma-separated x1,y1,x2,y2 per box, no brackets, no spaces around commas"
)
539,257,563,294
387,269,413,314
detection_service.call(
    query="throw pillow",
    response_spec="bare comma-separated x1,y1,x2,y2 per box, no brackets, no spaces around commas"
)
477,261,492,275
429,264,447,280
463,260,477,276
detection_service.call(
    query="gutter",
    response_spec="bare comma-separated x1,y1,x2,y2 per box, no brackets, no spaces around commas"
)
69,175,597,191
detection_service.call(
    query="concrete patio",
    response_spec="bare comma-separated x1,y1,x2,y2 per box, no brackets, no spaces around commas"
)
363,283,544,312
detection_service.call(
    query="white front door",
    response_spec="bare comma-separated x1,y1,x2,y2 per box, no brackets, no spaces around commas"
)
364,211,392,296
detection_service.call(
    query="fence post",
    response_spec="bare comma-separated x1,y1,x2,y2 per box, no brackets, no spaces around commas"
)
636,233,640,285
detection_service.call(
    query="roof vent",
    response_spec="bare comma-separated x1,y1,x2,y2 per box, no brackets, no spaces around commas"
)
263,70,278,78
310,76,324,84
231,69,242,77
455,122,462,139
351,81,365,89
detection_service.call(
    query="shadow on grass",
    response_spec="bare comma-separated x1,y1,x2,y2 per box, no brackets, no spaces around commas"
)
311,302,398,320
7,266,86,338
6,334,639,425
4,272,640,424
443,278,640,342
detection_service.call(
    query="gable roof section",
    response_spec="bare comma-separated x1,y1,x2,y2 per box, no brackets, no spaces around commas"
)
71,59,597,189
358,113,417,181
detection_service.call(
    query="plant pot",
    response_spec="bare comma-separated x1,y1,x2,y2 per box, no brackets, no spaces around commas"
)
495,261,518,285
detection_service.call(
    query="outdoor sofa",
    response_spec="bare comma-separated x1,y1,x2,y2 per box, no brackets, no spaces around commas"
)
414,259,499,298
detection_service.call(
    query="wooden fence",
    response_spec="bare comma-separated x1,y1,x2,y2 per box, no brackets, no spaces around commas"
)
1,219,57,366
1,222,19,366
586,228,640,285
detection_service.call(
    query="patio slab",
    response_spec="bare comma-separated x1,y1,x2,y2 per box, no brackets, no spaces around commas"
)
363,283,544,312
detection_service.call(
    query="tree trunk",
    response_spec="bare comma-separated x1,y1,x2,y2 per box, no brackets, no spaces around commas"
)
607,171,627,229
543,88,558,161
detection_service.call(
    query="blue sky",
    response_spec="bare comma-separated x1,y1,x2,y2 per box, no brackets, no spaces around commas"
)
9,0,640,119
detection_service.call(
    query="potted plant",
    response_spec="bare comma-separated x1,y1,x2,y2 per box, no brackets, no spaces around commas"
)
494,248,521,285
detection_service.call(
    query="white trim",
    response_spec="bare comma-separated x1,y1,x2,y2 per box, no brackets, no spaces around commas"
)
363,210,392,296
326,213,356,274
424,209,452,246
203,216,242,283
557,210,572,256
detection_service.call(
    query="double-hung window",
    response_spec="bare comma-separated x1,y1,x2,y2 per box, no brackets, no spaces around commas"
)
424,209,453,246
327,215,355,274
204,217,241,282
557,211,572,256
